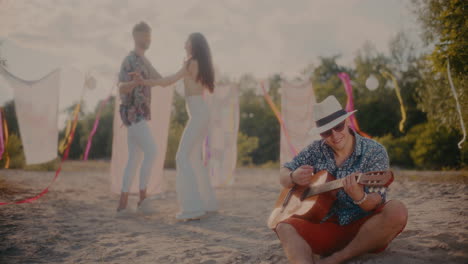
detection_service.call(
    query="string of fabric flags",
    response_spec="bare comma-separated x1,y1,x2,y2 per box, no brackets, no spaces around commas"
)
0,73,113,205
0,105,79,205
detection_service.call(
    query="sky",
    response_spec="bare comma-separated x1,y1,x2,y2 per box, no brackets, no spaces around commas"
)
0,0,423,120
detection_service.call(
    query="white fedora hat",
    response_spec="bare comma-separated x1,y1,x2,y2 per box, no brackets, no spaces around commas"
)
309,95,357,135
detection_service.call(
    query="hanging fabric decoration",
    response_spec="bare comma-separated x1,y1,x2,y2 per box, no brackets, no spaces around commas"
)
381,70,406,132
110,84,174,194
203,84,240,187
337,72,371,138
260,81,298,159
0,103,78,205
280,80,320,164
447,60,466,149
83,84,115,160
0,66,60,165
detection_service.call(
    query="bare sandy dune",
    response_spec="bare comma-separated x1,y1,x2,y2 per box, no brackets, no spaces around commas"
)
0,162,467,263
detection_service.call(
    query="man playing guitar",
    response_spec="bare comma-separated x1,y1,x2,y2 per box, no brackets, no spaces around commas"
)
275,96,407,264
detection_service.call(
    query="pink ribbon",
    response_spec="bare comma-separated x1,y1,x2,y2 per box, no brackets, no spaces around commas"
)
338,73,356,127
0,105,79,205
337,73,371,138
83,96,112,160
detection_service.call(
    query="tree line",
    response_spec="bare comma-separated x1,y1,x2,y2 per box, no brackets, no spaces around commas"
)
1,0,466,170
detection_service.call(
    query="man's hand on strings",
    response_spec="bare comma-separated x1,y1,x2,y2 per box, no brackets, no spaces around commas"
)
291,165,314,186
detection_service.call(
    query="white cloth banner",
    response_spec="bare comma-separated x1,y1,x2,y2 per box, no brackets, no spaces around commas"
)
0,66,60,165
280,81,319,164
110,86,174,194
204,84,240,186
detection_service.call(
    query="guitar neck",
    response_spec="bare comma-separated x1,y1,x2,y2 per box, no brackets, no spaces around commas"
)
303,171,392,199
305,178,344,198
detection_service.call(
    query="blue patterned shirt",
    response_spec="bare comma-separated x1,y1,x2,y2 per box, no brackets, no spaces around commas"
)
283,130,389,226
118,51,159,127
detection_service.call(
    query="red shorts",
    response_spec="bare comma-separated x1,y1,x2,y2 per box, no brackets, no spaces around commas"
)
277,202,404,256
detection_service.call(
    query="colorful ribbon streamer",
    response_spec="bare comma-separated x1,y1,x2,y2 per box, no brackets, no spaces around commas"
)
83,96,112,160
260,81,298,157
337,73,371,138
59,73,93,155
381,70,406,133
58,103,81,155
0,105,79,205
447,60,466,149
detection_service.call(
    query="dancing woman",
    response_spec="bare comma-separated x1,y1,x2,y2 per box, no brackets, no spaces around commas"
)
142,32,218,220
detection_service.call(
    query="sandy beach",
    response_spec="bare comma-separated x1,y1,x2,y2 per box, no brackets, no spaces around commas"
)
0,161,467,264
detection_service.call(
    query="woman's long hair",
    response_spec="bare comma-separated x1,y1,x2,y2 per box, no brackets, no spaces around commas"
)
188,32,215,93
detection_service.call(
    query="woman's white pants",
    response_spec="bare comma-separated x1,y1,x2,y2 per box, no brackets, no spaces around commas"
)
176,96,218,217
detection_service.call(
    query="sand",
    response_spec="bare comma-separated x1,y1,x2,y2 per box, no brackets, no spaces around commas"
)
0,161,467,264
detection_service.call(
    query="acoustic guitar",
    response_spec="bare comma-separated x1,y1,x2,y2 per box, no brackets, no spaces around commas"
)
267,170,394,229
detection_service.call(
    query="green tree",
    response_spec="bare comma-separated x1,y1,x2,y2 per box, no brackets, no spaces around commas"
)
310,55,352,104
352,45,402,137
412,0,467,75
59,102,87,159
2,101,20,138
237,132,259,166
412,0,467,134
164,92,188,168
410,122,463,169
82,97,115,159
0,134,25,169
238,76,279,165
309,52,403,137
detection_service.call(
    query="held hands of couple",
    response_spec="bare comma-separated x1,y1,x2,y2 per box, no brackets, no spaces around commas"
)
129,58,188,87
129,72,145,86
290,165,314,186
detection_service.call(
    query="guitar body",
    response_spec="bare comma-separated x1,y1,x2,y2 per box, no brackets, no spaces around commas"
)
267,170,393,229
268,170,337,229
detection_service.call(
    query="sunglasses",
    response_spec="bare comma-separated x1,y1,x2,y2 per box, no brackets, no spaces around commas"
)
320,120,346,138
